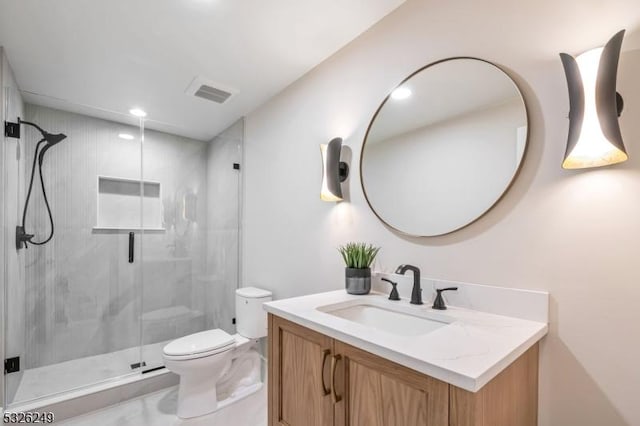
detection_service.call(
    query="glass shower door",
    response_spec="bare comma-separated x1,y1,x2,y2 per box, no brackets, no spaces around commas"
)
140,119,243,370
2,99,146,406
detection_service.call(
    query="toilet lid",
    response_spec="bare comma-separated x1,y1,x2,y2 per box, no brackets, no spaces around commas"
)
163,329,235,357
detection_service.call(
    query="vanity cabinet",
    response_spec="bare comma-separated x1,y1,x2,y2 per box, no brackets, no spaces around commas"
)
268,314,334,426
268,314,539,426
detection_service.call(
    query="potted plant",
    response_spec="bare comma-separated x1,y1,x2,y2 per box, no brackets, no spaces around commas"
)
338,242,381,295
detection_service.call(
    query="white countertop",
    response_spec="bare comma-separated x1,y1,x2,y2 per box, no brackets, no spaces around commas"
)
264,290,548,392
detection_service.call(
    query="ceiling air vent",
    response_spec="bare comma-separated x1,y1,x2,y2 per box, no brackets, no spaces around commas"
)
185,77,237,104
194,84,233,104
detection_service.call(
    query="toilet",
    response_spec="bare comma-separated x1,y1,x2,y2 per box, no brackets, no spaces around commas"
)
162,286,272,419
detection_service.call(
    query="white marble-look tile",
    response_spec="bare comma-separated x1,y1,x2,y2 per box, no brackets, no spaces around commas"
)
58,385,267,426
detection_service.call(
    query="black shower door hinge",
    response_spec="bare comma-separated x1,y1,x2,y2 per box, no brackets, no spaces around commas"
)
233,163,240,170
4,356,20,374
4,121,20,139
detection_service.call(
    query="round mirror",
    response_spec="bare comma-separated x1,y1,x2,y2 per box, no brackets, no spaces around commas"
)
360,58,528,236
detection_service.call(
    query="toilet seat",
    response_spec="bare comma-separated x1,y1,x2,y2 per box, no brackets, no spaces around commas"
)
163,329,236,361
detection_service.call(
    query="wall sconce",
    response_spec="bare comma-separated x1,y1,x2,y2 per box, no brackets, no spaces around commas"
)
560,30,627,169
320,137,349,201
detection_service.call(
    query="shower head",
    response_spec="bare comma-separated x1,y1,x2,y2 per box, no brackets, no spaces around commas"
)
44,132,67,146
18,119,66,146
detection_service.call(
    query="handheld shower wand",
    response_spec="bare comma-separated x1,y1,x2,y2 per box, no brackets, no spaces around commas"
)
16,118,67,250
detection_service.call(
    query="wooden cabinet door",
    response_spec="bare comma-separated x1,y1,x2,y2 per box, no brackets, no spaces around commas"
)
269,314,334,426
333,340,449,426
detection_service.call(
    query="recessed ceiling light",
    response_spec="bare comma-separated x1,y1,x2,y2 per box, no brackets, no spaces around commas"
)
118,133,134,140
129,108,147,117
390,87,411,100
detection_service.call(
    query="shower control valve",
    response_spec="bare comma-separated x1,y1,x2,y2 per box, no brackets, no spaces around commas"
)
16,226,34,250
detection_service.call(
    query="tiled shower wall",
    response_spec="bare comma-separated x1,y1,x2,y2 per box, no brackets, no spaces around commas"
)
18,105,242,370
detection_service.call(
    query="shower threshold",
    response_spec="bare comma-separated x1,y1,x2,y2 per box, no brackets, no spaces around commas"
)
8,340,171,407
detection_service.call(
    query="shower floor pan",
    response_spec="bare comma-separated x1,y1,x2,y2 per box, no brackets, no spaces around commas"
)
8,341,168,410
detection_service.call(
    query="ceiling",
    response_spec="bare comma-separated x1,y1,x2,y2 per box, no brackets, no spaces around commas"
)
0,0,405,141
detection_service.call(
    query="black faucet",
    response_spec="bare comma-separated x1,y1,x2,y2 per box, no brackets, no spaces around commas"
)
394,264,422,305
381,278,400,301
432,287,458,310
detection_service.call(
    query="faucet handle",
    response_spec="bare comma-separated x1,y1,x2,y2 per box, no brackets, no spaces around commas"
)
381,278,400,301
432,287,458,310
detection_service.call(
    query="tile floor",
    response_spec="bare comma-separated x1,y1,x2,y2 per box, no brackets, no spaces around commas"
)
58,385,267,426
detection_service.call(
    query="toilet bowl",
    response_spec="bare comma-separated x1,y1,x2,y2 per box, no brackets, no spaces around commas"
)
162,287,272,419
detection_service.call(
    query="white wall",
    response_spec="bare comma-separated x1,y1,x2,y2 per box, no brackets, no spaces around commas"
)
243,0,640,424
364,99,525,235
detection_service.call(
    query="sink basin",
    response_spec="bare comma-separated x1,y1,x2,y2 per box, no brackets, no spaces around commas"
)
318,300,451,337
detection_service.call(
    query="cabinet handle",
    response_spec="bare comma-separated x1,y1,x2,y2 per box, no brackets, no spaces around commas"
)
320,349,331,396
331,354,342,403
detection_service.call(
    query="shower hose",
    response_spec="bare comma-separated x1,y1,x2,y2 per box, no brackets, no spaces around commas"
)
21,138,55,247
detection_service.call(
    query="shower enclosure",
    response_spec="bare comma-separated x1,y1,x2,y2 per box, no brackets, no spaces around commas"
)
1,51,243,409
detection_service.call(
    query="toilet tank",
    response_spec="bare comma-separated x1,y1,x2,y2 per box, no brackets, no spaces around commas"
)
236,287,272,339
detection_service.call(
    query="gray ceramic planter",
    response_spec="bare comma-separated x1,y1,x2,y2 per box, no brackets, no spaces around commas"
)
345,267,371,295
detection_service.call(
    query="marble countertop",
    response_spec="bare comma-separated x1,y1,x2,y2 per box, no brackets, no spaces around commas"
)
264,290,548,392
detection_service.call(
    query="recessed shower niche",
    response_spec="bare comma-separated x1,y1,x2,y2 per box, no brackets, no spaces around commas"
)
95,176,163,231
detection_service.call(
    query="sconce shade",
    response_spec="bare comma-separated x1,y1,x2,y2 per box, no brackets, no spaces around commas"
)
320,137,349,201
560,30,627,169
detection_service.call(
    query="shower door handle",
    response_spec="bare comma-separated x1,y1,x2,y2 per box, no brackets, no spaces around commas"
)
128,232,134,263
